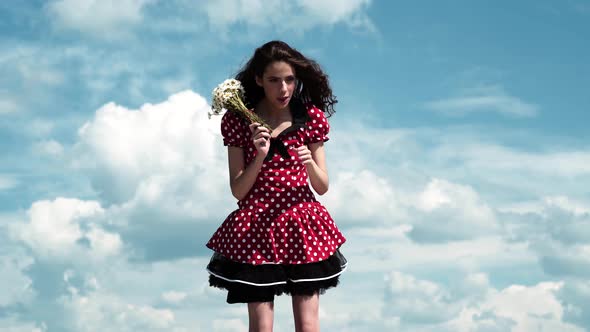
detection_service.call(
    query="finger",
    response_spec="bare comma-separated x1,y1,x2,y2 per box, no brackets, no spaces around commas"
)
300,157,313,164
254,132,271,140
253,128,271,138
254,137,268,145
297,148,310,156
249,123,261,133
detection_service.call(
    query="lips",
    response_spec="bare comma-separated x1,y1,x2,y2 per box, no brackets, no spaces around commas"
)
278,96,289,104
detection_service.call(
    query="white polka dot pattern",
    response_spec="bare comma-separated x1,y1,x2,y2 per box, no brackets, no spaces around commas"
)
208,105,345,265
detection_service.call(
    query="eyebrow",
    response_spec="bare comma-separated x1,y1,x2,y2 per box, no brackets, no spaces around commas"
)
267,75,296,79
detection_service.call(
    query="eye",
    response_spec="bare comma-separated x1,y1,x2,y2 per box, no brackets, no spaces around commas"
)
285,76,296,83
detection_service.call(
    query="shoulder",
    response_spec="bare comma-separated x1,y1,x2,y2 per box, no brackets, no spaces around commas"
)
221,110,245,125
304,103,323,117
302,104,330,143
221,111,250,133
220,111,250,147
304,104,329,127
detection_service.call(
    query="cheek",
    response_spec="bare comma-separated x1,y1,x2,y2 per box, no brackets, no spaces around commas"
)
262,84,274,96
288,83,296,92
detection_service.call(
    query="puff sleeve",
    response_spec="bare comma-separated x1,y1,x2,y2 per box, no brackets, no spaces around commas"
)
305,106,330,144
220,111,249,148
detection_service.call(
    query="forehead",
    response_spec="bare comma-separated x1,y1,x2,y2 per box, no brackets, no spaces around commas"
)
263,61,295,77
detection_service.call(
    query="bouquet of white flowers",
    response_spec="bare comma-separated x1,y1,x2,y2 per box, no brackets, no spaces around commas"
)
209,79,272,132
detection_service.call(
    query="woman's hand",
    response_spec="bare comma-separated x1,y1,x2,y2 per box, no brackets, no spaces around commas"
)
295,145,314,166
249,122,271,157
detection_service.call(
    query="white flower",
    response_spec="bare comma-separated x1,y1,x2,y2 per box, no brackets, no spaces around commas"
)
208,78,270,131
210,78,247,116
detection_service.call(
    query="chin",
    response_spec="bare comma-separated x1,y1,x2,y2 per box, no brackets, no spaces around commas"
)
272,101,290,111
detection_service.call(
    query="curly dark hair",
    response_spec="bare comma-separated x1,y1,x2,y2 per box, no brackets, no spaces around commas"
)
235,40,337,117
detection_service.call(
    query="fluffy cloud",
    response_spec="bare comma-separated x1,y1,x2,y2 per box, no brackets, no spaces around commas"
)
323,168,498,243
0,98,20,114
0,318,46,332
323,169,407,225
0,252,35,307
558,279,590,328
46,0,374,39
14,197,121,262
0,175,18,191
424,85,538,118
46,0,150,36
409,178,499,242
431,142,590,180
60,279,177,332
200,0,374,34
379,272,583,332
32,139,65,158
450,281,583,332
74,90,227,207
497,195,590,278
68,90,232,261
383,271,462,324
212,319,248,332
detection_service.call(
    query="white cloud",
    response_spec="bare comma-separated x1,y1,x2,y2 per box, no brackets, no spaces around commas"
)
496,195,590,277
85,226,123,257
47,0,150,36
0,98,20,114
200,0,374,34
0,317,46,332
323,169,407,225
558,279,590,328
161,291,187,304
424,85,538,117
323,169,498,242
441,143,590,178
17,60,64,86
409,178,499,242
212,318,247,332
297,0,372,24
32,139,65,157
378,272,583,331
383,271,461,324
449,281,583,332
15,197,122,262
73,90,227,209
543,196,590,216
0,175,18,191
60,285,177,332
28,119,55,137
0,252,35,307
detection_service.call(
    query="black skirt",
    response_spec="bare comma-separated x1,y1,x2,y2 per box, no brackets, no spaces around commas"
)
207,249,347,303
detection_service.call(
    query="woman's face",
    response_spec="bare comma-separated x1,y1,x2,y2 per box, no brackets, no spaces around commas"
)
256,61,297,111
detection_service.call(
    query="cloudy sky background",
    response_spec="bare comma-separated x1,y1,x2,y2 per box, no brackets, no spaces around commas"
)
1,0,590,331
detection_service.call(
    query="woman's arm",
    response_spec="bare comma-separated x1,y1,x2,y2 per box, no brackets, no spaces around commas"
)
297,142,329,195
227,147,266,200
227,122,271,200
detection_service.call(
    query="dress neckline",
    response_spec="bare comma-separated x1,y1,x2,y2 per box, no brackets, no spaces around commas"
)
272,98,309,139
253,99,310,162
251,98,309,139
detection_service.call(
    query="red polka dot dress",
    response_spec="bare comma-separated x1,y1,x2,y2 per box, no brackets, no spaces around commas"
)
206,99,347,303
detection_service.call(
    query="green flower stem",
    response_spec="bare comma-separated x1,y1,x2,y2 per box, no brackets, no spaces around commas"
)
227,97,273,133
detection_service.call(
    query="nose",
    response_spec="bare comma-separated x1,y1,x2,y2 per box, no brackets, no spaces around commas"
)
280,80,288,92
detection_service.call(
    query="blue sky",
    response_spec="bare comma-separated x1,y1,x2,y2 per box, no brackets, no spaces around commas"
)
1,1,590,331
